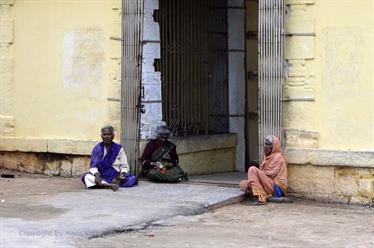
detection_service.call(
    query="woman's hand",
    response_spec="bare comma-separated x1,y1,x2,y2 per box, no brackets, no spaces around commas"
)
150,162,158,169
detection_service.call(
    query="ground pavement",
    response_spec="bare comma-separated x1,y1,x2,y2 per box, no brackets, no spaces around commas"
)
0,170,244,248
1,170,373,248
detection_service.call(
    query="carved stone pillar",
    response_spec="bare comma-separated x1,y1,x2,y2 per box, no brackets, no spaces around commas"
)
283,0,319,148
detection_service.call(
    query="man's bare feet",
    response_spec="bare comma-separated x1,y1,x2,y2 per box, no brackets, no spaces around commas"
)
102,183,119,191
111,184,119,192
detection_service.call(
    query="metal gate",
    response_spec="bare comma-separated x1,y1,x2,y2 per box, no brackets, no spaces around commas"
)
121,0,144,174
159,0,229,136
258,0,285,160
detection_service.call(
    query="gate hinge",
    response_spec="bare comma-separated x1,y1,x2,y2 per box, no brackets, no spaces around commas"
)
247,70,258,80
246,31,258,40
153,9,160,23
154,58,161,72
246,112,258,120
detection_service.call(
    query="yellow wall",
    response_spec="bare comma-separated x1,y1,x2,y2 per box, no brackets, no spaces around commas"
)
7,0,121,141
315,0,374,151
284,0,374,204
284,0,374,152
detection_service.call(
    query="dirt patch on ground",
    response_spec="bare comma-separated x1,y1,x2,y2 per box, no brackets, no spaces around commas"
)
0,169,82,204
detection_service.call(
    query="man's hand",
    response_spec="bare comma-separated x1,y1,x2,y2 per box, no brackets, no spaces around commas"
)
119,172,127,180
112,172,126,186
112,177,120,186
94,173,102,186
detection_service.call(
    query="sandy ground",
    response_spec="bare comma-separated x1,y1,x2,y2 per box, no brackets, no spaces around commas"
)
1,170,374,248
82,200,374,248
0,169,82,204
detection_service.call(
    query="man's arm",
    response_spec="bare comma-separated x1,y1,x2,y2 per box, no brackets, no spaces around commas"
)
89,167,102,186
89,144,103,185
118,148,130,175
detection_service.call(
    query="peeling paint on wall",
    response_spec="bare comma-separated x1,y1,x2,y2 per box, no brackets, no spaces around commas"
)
140,0,163,140
63,27,105,97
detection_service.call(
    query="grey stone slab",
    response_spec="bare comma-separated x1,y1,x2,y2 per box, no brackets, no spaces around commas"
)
0,182,244,247
189,172,246,186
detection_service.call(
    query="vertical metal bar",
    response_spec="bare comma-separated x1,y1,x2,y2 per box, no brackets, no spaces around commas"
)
275,0,278,139
270,0,273,140
258,0,262,160
275,0,278,140
264,0,268,142
190,0,195,135
281,0,285,142
196,0,200,134
272,0,275,138
262,0,265,160
182,0,187,135
199,0,202,134
271,0,275,139
268,0,271,142
192,0,195,135
174,0,179,133
277,0,283,140
160,0,165,124
274,0,277,139
258,0,285,162
265,0,268,154
189,0,194,135
204,0,209,134
167,0,171,127
171,0,175,131
166,0,170,130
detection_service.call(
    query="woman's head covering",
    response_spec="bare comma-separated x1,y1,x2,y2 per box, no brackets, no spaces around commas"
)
264,135,273,146
156,125,171,138
264,135,282,156
271,136,282,154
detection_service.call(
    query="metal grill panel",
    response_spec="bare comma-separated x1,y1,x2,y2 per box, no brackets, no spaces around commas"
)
258,0,284,160
159,0,229,136
121,0,144,174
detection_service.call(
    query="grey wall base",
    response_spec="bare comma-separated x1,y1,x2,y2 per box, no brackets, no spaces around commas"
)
140,134,237,175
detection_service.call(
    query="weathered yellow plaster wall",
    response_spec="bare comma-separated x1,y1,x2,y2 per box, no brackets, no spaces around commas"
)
289,164,374,205
314,0,374,151
284,0,374,152
284,0,374,205
5,0,122,142
0,134,236,177
0,0,16,136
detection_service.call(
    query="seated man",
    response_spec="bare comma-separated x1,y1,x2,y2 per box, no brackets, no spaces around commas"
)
140,125,188,183
81,125,138,191
240,135,287,204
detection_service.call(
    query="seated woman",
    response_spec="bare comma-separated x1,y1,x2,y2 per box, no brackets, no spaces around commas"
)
140,125,188,183
240,135,287,204
81,125,138,191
